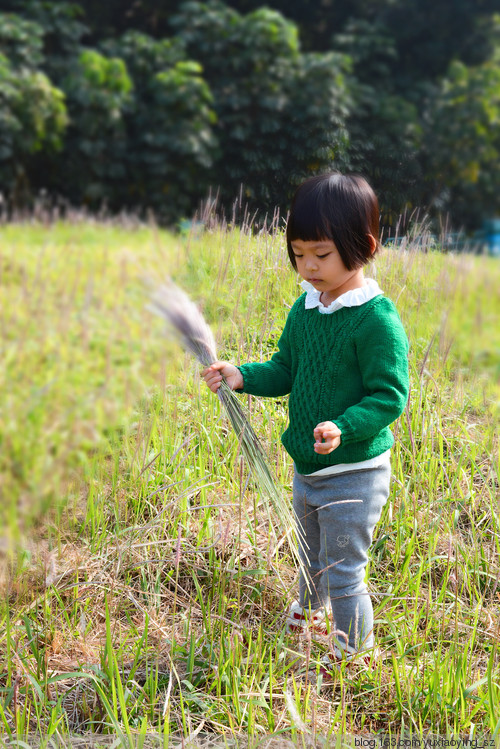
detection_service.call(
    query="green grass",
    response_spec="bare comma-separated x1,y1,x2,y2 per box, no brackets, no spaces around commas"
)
0,219,498,744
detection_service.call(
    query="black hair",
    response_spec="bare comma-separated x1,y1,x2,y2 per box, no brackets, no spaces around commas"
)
286,173,380,271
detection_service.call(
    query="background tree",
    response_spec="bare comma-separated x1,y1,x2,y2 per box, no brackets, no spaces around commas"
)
0,13,67,206
171,1,350,214
1,0,499,230
101,31,218,221
422,49,500,230
225,0,499,76
5,3,218,221
1,0,89,75
34,48,133,207
331,18,423,226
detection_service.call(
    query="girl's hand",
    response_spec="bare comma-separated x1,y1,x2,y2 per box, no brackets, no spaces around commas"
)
202,361,244,392
313,421,341,454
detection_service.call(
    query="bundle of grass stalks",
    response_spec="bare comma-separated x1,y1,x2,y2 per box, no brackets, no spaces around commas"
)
150,281,307,568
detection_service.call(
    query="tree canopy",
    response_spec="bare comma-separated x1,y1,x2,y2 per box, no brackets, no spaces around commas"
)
0,0,499,230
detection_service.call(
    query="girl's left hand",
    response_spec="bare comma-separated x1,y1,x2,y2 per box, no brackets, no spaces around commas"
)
313,421,341,454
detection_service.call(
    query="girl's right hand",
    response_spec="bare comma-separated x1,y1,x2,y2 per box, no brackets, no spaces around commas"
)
202,361,244,392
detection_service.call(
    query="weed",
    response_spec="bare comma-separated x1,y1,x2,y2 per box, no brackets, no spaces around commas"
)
0,218,498,742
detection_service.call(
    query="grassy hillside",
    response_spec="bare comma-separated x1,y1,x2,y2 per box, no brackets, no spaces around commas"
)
0,220,498,743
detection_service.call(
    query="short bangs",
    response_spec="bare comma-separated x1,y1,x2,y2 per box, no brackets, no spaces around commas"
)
286,173,380,271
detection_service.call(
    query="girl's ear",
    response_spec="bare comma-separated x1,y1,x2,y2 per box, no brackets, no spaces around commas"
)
367,234,378,255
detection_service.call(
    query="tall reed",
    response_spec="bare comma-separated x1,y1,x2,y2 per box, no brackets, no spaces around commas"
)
149,282,307,569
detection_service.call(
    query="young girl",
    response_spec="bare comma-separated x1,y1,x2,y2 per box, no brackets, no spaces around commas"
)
203,173,409,663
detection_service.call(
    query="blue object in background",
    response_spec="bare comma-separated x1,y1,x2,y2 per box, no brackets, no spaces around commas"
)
483,219,500,256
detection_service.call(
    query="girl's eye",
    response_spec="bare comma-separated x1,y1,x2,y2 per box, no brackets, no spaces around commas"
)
293,254,303,258
317,254,330,259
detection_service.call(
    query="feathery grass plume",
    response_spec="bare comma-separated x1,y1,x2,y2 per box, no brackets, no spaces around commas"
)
150,282,308,569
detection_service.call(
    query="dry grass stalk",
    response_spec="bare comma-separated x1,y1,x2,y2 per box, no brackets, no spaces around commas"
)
149,282,307,568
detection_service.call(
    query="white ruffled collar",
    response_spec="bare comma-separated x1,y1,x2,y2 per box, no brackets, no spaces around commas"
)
300,277,383,314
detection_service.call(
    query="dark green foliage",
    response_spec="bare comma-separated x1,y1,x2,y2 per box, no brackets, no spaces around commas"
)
370,0,499,88
69,0,499,81
5,6,218,221
331,8,500,229
0,0,351,224
224,0,499,77
69,0,177,43
39,48,133,205
1,0,88,74
332,19,423,224
422,52,500,229
0,13,67,204
170,2,349,214
0,0,499,230
100,31,217,220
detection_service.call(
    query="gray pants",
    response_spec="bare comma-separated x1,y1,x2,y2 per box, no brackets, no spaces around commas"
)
293,456,391,651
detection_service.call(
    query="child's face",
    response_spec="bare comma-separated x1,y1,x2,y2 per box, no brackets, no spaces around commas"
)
290,239,366,303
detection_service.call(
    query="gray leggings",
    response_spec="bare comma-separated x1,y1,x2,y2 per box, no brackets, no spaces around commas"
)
293,456,391,651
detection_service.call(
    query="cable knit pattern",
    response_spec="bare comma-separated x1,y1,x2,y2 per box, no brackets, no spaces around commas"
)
238,293,409,475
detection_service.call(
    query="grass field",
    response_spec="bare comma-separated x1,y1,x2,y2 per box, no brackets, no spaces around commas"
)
0,219,499,745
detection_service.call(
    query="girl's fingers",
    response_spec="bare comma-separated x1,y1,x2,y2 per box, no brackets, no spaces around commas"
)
206,375,222,391
202,364,223,392
202,363,223,376
313,426,341,453
207,380,221,392
314,443,339,454
202,361,243,392
314,444,333,454
314,424,341,440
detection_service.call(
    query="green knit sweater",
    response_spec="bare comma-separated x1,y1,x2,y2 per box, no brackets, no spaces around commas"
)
238,294,409,475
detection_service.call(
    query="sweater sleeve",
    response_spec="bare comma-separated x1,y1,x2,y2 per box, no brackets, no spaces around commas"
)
334,301,409,444
236,304,295,397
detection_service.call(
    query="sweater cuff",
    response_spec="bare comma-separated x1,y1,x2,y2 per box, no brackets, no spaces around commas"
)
236,363,263,394
234,366,247,393
333,416,356,444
